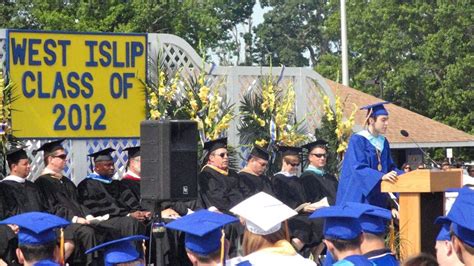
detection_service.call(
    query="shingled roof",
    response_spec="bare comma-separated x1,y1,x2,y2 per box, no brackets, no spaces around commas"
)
326,79,474,148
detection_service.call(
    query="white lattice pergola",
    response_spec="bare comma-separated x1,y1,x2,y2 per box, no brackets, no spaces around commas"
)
0,30,336,184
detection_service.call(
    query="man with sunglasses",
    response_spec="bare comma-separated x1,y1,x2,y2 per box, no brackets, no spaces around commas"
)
238,145,274,199
34,139,99,265
198,137,244,213
300,139,338,207
298,140,339,255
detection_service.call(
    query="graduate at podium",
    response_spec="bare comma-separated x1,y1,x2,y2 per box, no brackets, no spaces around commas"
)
336,102,403,209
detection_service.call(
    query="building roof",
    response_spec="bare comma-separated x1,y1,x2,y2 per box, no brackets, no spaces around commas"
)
326,79,474,148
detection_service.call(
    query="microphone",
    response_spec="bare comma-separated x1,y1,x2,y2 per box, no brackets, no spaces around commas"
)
400,130,440,168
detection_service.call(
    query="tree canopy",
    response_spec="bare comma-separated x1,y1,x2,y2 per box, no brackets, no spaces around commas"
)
254,1,473,135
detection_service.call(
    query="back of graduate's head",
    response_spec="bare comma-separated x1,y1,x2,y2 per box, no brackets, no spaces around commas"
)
230,192,296,256
0,212,70,265
325,234,364,253
17,241,58,265
186,246,222,265
242,226,286,256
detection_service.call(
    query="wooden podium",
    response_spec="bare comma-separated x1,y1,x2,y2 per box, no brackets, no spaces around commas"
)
381,169,462,259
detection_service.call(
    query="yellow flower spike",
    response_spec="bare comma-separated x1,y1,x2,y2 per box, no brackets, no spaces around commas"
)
255,139,268,147
150,110,161,120
150,94,158,106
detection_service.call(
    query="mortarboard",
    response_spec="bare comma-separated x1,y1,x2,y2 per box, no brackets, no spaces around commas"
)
124,146,140,159
360,101,390,118
165,210,238,255
309,203,369,240
301,139,328,153
277,145,302,157
347,202,392,235
436,187,474,246
203,138,227,153
0,212,70,245
436,222,451,241
249,145,269,161
6,146,29,164
34,139,65,157
88,148,116,163
230,192,297,235
85,235,148,266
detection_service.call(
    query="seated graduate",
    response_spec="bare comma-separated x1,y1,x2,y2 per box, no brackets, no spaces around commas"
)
350,203,398,265
85,235,148,266
435,222,463,266
165,209,239,266
0,212,70,266
229,192,316,266
272,146,318,252
198,138,244,213
309,204,375,265
436,187,474,265
77,148,146,238
238,145,274,199
33,139,99,265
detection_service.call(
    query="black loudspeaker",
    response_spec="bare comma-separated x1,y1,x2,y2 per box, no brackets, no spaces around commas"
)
140,120,198,203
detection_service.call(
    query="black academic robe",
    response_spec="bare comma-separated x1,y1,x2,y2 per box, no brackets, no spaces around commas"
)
300,170,339,205
238,171,275,199
272,173,323,246
34,174,100,265
35,174,90,220
119,175,200,217
198,166,244,212
0,179,47,219
77,177,146,239
77,178,141,217
272,173,306,209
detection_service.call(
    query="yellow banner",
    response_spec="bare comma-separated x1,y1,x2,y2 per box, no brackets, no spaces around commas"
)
8,30,147,138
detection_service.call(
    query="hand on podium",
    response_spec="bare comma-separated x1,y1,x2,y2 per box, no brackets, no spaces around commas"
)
382,171,399,183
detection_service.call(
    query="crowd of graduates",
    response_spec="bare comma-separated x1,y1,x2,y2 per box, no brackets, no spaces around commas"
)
0,102,473,266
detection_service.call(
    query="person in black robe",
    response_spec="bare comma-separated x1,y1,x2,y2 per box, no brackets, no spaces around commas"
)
0,147,54,265
198,138,244,212
198,138,244,258
0,187,18,265
77,148,146,239
33,139,101,265
238,145,274,199
271,146,315,251
300,139,338,205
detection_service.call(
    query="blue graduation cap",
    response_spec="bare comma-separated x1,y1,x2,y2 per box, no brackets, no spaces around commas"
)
309,203,368,240
436,222,451,241
85,235,148,266
165,210,238,255
360,101,390,118
436,187,474,246
347,202,392,235
0,212,70,245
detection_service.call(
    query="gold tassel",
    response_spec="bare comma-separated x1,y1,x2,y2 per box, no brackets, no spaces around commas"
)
59,228,65,266
220,229,226,265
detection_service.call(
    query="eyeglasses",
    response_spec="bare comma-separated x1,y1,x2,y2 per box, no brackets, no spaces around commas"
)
53,154,67,160
285,161,300,167
214,152,228,158
311,153,327,158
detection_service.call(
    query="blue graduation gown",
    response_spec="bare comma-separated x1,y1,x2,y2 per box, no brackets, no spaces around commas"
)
365,248,399,266
333,255,375,265
336,133,402,208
